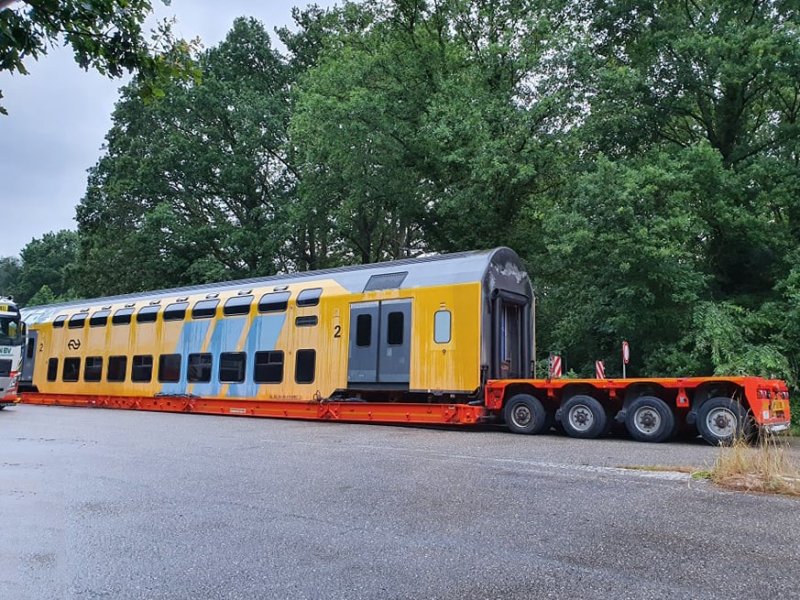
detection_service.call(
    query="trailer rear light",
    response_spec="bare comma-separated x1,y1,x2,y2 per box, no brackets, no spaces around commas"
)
757,389,769,399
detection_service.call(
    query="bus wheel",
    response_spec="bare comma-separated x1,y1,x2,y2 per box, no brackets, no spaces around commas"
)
504,394,548,435
560,395,608,439
697,397,752,446
625,396,675,443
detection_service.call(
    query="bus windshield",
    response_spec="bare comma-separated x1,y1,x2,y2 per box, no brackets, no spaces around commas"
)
0,314,22,345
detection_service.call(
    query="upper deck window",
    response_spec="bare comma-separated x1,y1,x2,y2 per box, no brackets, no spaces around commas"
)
163,302,189,321
137,305,160,323
296,288,322,307
52,315,68,329
112,308,134,325
258,292,290,313
68,313,87,329
90,310,110,327
224,295,253,317
192,300,219,319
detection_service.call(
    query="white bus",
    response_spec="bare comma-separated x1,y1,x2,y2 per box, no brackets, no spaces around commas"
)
0,297,24,408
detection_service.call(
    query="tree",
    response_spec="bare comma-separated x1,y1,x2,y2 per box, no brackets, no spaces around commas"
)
0,0,198,114
76,17,294,295
13,230,79,305
289,0,571,262
0,256,20,298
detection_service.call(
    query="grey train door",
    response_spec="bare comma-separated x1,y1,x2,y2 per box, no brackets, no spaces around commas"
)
348,299,412,385
20,330,37,385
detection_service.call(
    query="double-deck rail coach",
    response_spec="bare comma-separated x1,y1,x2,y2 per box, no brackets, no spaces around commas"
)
18,248,791,444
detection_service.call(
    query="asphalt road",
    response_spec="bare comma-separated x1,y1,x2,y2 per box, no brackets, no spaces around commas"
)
1,405,798,600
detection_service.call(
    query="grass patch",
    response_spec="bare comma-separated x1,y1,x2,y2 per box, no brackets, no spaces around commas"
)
709,434,800,497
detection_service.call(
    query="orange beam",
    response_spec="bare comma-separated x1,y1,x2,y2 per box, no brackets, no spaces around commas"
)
20,393,487,426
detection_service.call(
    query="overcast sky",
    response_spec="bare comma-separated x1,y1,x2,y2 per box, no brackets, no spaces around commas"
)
0,0,337,258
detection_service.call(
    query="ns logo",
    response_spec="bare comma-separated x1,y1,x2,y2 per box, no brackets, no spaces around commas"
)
67,339,81,351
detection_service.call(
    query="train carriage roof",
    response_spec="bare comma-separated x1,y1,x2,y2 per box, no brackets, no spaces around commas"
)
21,247,530,324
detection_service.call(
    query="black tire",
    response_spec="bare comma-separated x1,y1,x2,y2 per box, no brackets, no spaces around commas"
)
625,396,676,443
559,395,608,439
504,393,548,435
696,396,753,446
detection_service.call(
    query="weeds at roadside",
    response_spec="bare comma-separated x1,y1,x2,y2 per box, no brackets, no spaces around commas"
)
709,434,800,497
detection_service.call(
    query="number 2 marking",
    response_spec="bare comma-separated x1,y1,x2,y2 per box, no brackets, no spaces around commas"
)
333,325,341,338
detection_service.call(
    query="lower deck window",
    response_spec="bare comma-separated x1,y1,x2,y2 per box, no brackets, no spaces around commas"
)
254,351,283,383
295,349,316,384
159,354,182,383
132,355,153,382
84,357,103,382
107,356,127,382
188,353,212,383
219,352,246,383
63,357,80,382
47,358,58,382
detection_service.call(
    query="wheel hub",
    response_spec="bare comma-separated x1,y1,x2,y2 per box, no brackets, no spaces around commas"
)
512,405,532,427
707,407,736,438
568,404,594,432
633,406,661,435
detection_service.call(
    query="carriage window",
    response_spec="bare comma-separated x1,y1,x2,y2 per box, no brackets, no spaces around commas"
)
188,353,212,382
192,300,219,319
295,349,316,384
47,358,58,382
137,306,160,323
107,356,127,382
63,357,80,382
26,337,35,359
158,354,182,383
434,310,451,344
163,302,189,321
258,291,290,313
254,351,283,383
224,296,253,316
356,314,372,347
131,355,153,382
387,312,404,345
297,288,322,307
220,352,246,383
295,315,318,327
90,310,110,327
52,315,67,329
68,313,87,329
84,356,103,382
112,308,134,325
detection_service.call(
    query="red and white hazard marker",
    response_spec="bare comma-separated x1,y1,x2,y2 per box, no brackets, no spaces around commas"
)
549,354,562,378
595,360,605,379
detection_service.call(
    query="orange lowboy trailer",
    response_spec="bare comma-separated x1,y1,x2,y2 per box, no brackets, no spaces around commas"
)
21,375,790,446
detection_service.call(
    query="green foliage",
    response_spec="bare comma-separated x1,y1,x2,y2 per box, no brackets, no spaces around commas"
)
76,17,293,294
10,230,79,306
0,0,199,115
0,256,21,298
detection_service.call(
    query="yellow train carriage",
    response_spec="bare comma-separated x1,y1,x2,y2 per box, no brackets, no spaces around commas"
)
20,248,532,405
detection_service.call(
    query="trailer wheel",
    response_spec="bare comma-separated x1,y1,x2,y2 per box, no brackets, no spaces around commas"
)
697,397,753,446
504,394,548,435
625,396,675,443
560,395,608,439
